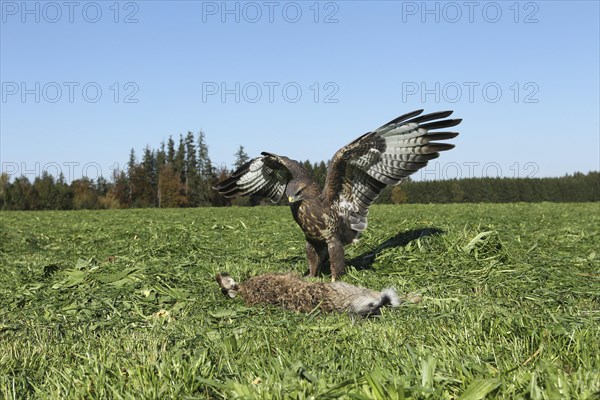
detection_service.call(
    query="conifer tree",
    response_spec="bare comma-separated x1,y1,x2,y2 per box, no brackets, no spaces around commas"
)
167,136,176,165
233,145,249,170
197,130,215,205
175,135,186,181
185,131,202,206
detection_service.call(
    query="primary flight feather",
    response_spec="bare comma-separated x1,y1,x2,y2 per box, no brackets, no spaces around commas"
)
213,109,461,280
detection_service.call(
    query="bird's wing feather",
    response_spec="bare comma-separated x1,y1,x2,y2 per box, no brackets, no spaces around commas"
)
323,110,461,231
213,152,307,203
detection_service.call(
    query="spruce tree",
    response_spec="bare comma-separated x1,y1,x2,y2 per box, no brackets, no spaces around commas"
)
197,130,214,205
233,145,249,170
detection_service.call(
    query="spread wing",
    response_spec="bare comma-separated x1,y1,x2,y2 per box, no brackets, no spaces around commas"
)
323,109,461,232
213,152,307,203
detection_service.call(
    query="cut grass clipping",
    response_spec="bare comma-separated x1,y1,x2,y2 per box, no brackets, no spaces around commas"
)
0,203,599,398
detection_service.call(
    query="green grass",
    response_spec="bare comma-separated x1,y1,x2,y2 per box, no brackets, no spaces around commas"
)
1,203,599,399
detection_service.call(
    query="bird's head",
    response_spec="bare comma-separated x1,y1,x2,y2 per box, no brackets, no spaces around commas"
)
286,178,319,203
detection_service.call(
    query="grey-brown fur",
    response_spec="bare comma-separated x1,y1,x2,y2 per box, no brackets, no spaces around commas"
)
216,272,402,318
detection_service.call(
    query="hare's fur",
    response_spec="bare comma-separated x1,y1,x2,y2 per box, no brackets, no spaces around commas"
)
216,272,401,318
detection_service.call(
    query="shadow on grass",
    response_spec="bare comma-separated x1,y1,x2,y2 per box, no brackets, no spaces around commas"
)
347,227,444,271
293,227,444,275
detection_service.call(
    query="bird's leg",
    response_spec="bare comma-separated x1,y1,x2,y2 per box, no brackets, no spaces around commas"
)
305,241,321,277
327,237,346,281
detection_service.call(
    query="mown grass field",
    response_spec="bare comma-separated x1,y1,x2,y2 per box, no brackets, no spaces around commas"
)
1,203,599,399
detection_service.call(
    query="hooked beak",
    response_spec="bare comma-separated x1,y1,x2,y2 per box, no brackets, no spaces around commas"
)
288,196,295,203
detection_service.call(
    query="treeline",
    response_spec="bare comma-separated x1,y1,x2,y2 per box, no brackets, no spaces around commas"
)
380,172,600,204
0,131,331,210
0,130,598,210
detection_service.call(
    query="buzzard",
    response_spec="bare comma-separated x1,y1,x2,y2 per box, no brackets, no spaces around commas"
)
213,110,461,280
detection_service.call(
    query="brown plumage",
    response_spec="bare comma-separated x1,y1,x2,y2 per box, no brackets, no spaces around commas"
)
213,110,461,279
215,272,406,318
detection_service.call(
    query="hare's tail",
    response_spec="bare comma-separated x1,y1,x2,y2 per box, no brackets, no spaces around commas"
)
379,288,401,307
350,288,401,317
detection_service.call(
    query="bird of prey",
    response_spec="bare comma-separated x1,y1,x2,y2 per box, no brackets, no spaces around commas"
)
213,110,461,280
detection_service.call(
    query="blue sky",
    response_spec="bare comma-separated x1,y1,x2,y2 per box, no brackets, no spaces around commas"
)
1,1,599,182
